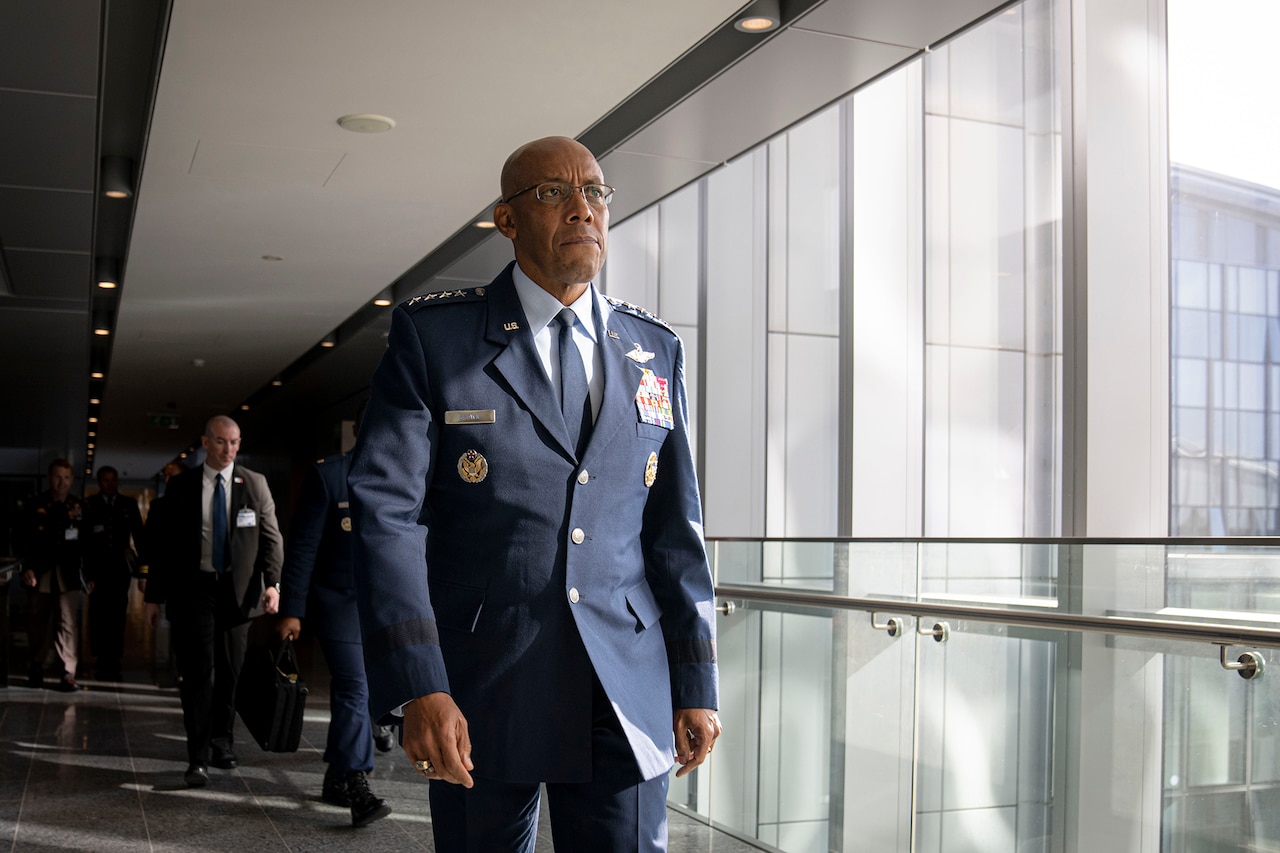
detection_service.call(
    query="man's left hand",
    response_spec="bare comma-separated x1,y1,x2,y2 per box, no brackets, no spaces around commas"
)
261,584,280,614
673,708,722,778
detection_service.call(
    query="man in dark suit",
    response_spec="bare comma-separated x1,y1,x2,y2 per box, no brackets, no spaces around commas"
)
349,136,722,852
277,445,391,827
83,465,145,682
145,415,283,788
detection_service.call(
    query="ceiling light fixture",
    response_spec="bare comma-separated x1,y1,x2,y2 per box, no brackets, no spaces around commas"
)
475,221,496,229
89,417,98,424
320,332,337,348
94,327,111,336
271,378,283,387
240,404,250,411
102,156,134,199
96,257,120,289
337,113,396,133
91,371,104,379
374,298,392,307
89,398,100,405
88,431,96,438
734,0,780,32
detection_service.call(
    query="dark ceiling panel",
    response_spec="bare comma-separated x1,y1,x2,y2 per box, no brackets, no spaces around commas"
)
0,186,93,252
0,308,90,458
4,249,91,301
0,0,100,95
0,90,97,189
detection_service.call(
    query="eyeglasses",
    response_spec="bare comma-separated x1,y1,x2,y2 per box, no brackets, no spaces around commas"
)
503,181,616,207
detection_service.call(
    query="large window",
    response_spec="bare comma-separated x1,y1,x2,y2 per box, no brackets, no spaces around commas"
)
1169,0,1280,536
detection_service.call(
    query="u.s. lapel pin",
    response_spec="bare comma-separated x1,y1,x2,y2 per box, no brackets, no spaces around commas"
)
625,343,655,363
503,321,520,331
457,449,488,483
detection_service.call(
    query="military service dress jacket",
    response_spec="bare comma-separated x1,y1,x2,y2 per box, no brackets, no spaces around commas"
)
349,261,718,784
279,453,361,643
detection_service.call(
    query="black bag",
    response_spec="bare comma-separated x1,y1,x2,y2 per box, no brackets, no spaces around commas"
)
235,636,308,752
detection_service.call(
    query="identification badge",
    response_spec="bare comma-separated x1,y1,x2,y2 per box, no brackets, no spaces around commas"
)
65,528,79,541
341,517,352,532
634,369,674,429
236,509,257,528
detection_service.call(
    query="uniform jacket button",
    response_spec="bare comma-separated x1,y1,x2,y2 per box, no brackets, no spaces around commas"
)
569,588,580,603
571,528,585,544
577,469,589,485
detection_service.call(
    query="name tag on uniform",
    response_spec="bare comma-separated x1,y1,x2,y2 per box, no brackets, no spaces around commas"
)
65,528,79,541
236,509,257,528
445,409,496,425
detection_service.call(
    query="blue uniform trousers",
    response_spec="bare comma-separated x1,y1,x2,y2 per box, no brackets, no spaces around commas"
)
316,634,374,774
427,673,669,853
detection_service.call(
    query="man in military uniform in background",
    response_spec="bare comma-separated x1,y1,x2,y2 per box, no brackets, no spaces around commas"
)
84,465,145,682
17,458,87,691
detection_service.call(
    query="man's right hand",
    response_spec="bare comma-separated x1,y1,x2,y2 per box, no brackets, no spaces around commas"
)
404,691,474,788
277,616,301,642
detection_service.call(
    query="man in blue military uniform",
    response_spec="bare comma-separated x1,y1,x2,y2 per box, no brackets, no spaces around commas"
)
277,442,392,827
349,136,722,852
18,458,87,692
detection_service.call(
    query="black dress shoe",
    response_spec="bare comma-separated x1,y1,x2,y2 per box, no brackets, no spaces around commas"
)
54,674,81,692
184,764,209,788
345,771,391,827
210,745,238,769
373,724,395,753
27,665,43,690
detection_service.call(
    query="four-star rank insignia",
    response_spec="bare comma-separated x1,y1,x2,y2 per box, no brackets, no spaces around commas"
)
644,451,658,488
457,449,489,483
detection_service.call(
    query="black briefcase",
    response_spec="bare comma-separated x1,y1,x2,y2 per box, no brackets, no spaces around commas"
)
236,637,308,752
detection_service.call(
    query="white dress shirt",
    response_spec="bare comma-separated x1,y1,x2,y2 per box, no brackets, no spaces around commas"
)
511,263,608,423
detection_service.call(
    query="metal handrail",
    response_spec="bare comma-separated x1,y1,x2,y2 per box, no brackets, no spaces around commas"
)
714,583,1280,649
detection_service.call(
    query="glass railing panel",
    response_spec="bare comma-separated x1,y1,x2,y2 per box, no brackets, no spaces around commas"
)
695,537,1280,853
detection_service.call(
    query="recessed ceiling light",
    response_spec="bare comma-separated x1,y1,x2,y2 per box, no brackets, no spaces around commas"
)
321,340,336,348
374,298,392,307
180,452,187,458
240,404,250,411
94,328,110,336
337,113,396,133
88,431,96,438
91,371,104,379
97,280,117,289
475,221,497,229
89,398,100,405
89,417,98,424
734,0,779,32
88,443,95,449
271,378,283,387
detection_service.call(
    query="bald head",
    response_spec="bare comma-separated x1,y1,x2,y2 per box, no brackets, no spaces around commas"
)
493,136,609,303
201,415,241,470
500,136,595,201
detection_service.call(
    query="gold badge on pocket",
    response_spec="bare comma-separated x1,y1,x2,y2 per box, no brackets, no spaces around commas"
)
341,517,352,532
458,450,489,484
644,451,658,488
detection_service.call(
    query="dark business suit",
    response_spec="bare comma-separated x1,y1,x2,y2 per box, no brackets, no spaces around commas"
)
84,491,144,678
145,464,283,765
350,262,718,850
279,453,375,776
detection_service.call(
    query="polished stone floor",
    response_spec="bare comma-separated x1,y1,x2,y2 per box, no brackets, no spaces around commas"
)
0,589,762,852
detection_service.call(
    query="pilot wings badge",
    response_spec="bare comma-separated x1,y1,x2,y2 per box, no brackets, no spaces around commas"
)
457,449,489,484
624,343,656,363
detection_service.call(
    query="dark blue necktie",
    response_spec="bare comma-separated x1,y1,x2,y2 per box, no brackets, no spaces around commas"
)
555,308,593,457
212,473,227,573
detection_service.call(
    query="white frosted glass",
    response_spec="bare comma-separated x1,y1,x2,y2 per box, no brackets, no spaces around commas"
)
939,806,1019,853
704,155,766,536
948,6,1025,127
925,345,952,535
776,614,832,824
765,333,787,539
852,61,924,537
783,334,840,537
785,107,841,337
925,114,952,346
658,183,700,326
944,348,1027,537
602,209,657,310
